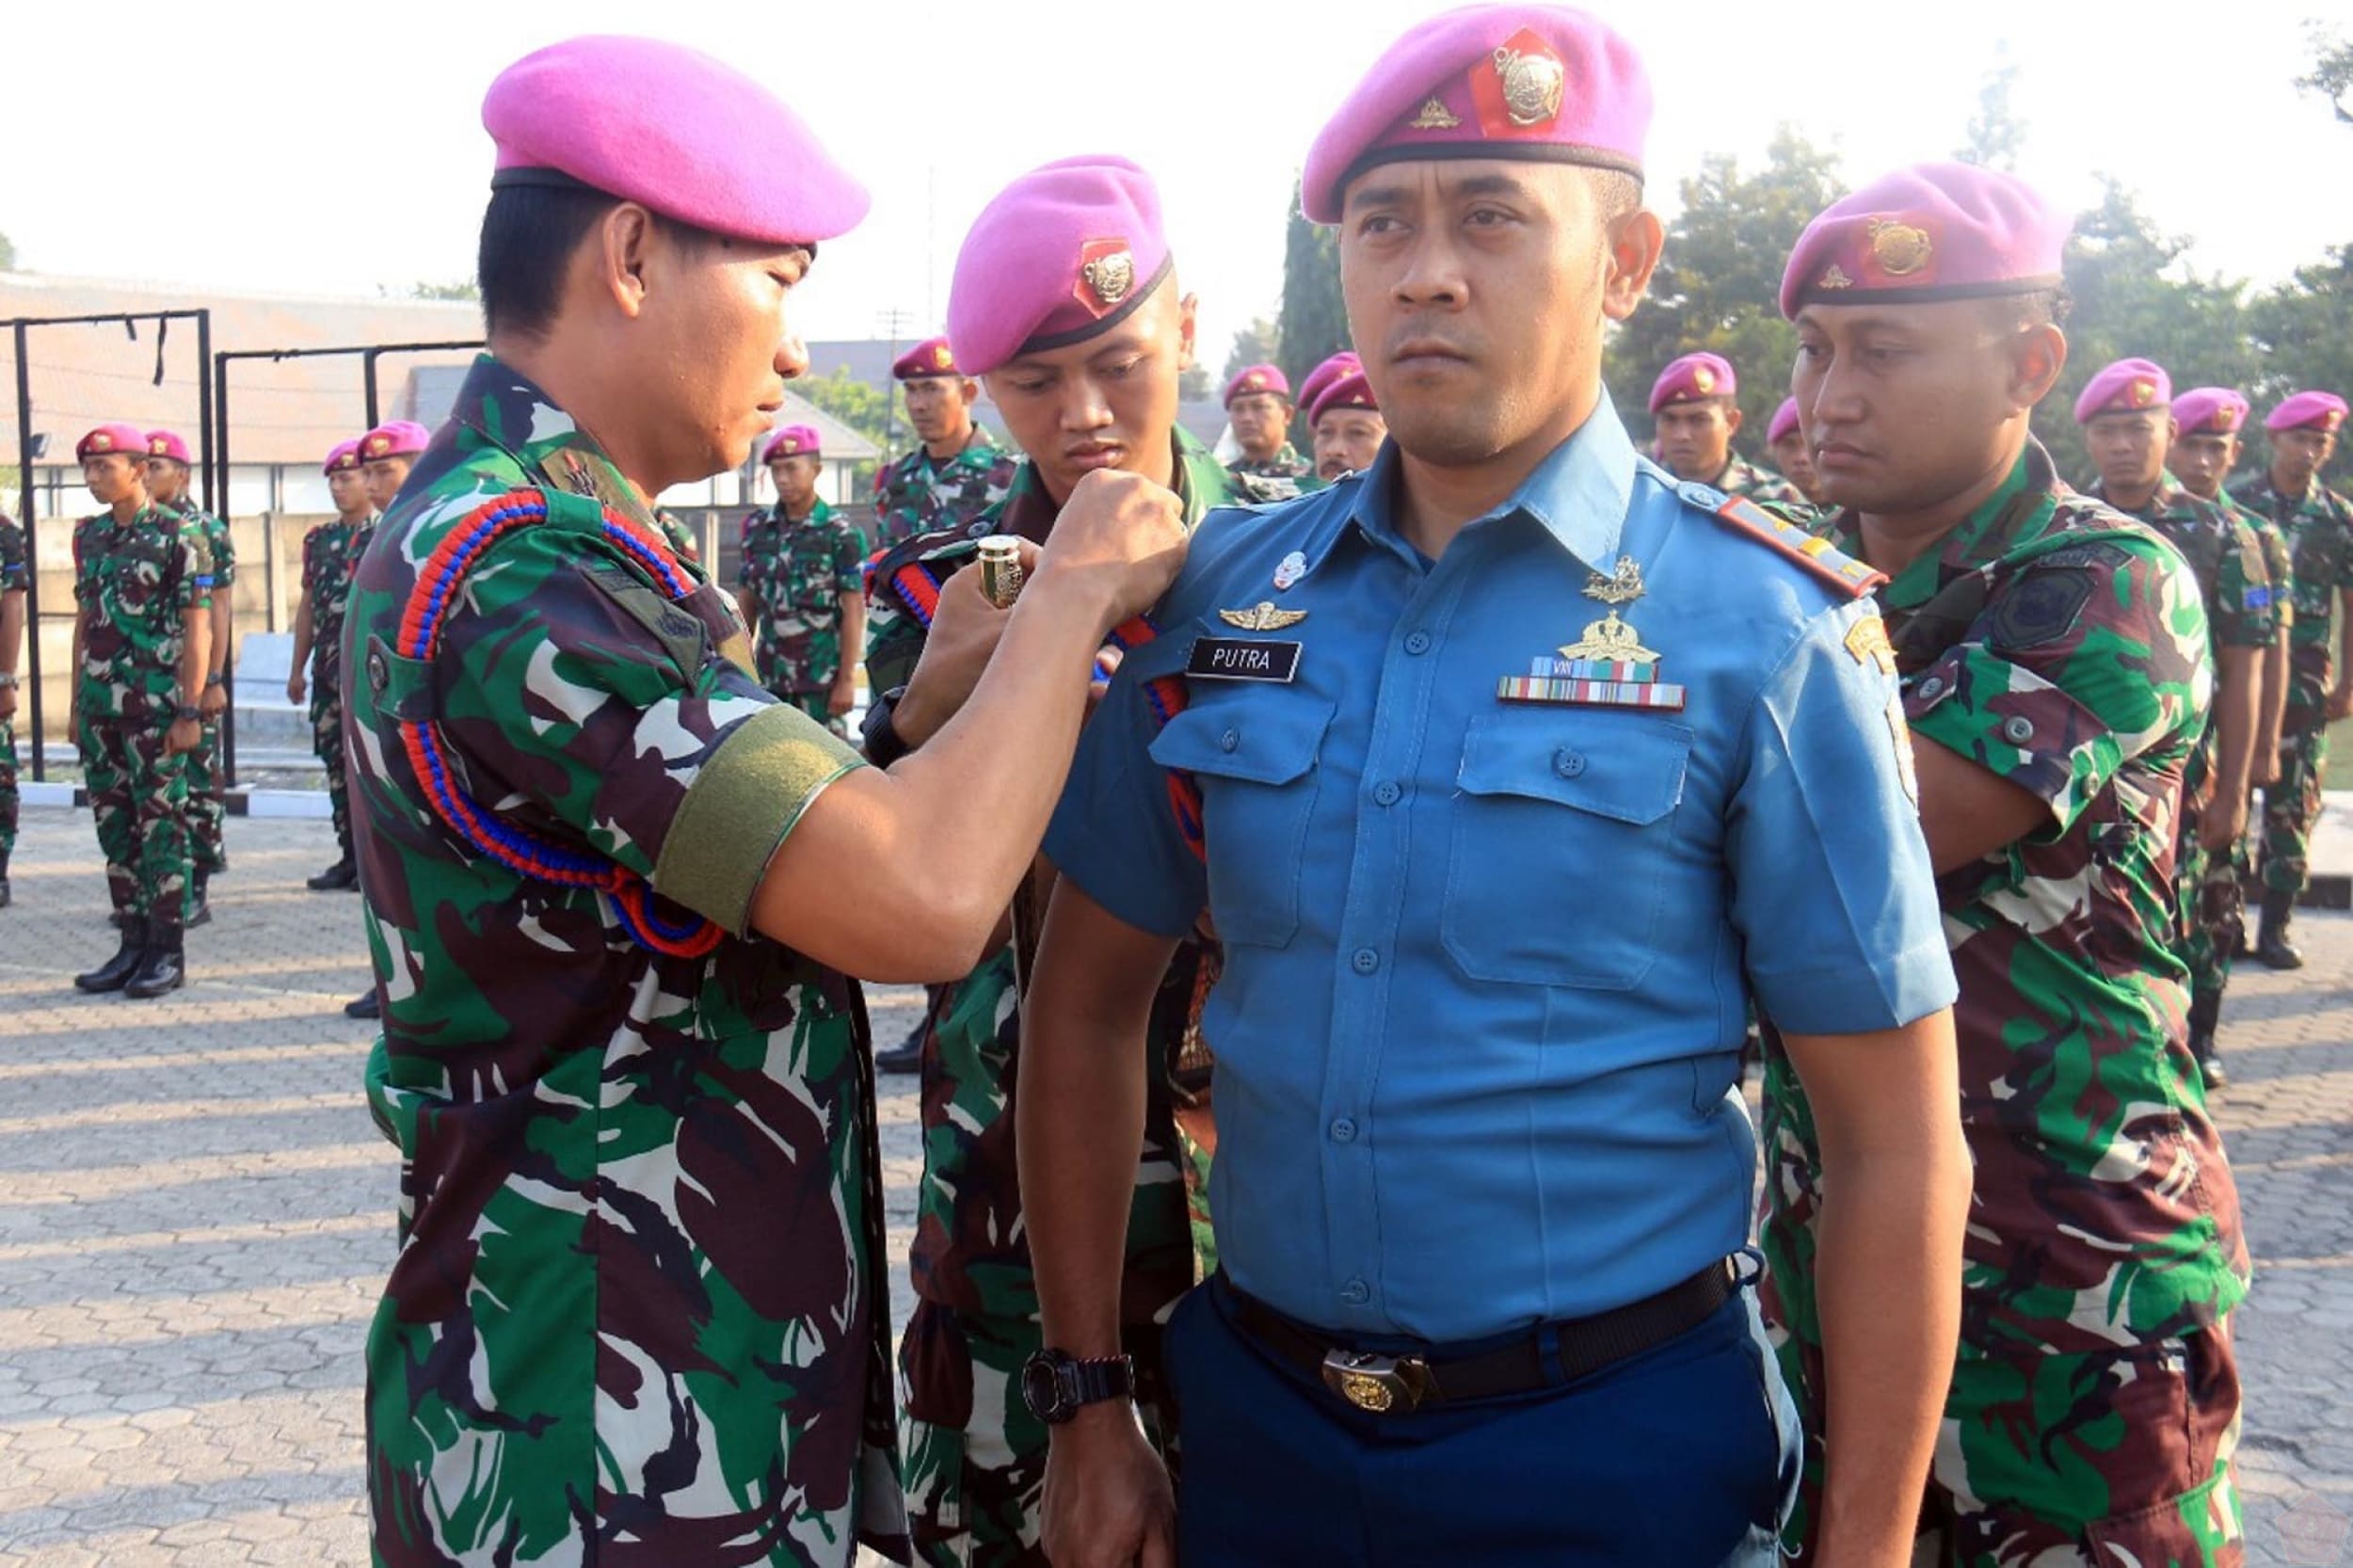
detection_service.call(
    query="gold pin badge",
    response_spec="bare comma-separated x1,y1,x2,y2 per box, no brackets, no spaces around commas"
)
1691,366,1715,394
1080,248,1136,307
1866,216,1932,276
1817,264,1854,290
2130,379,2155,408
1557,556,1659,664
1492,44,1564,126
1409,96,1463,131
933,344,952,369
1219,601,1308,632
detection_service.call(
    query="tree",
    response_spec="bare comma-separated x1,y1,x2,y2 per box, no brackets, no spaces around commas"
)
1223,316,1280,384
1605,126,1847,455
1957,47,2028,172
2297,23,2353,124
1177,363,1211,402
1275,190,1348,394
793,365,890,498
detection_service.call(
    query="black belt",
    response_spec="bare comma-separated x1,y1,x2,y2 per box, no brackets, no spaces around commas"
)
1223,1259,1737,1415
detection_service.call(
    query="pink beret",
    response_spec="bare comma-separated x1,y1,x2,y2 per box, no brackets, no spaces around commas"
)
360,421,430,460
762,424,821,462
483,36,868,248
77,424,149,461
1225,364,1291,407
2072,358,2170,424
144,429,192,464
1310,371,1380,426
1648,352,1736,413
2266,391,2348,435
1767,397,1802,446
893,337,962,380
2171,388,2249,438
1301,5,1650,225
1781,161,2067,319
324,440,363,475
1298,351,1363,417
948,155,1172,376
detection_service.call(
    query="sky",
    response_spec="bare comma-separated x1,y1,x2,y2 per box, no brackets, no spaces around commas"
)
9,0,2347,374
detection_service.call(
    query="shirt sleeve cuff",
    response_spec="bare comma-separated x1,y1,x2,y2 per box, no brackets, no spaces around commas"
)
653,702,864,936
1750,933,1959,1037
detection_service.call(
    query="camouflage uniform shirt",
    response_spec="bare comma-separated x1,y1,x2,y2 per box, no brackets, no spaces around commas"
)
872,427,1017,552
740,499,869,696
72,505,211,718
299,515,375,705
1706,453,1808,508
1765,440,2246,1364
346,354,905,1565
2230,472,2353,717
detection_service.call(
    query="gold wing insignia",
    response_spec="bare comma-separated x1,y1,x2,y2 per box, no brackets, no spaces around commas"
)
1219,601,1309,632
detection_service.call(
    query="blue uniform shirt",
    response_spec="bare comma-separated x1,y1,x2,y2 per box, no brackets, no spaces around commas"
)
1046,399,1955,1343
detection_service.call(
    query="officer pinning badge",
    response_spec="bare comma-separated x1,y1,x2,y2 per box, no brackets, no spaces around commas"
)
1219,601,1308,632
1273,551,1309,592
1497,555,1688,711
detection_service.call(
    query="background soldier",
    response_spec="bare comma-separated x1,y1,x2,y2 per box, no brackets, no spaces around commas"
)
348,37,1184,1566
0,507,22,907
2078,359,2276,1087
1765,395,1824,504
738,424,868,728
1221,362,1314,490
1306,359,1385,482
1772,162,2248,1565
69,424,211,1000
340,420,424,1021
1648,351,1806,504
874,335,1018,552
145,428,232,923
2231,390,2352,970
286,439,371,892
862,155,1253,1568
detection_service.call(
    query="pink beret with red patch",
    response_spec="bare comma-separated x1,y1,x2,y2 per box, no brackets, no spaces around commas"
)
1301,5,1650,225
144,429,192,464
76,424,148,461
1767,397,1802,446
1310,371,1380,426
324,440,363,475
762,424,821,462
2171,388,2249,438
1298,351,1363,417
483,35,869,248
2073,358,2171,424
1225,364,1291,407
1648,352,1736,413
360,422,430,460
948,156,1172,377
2266,391,2347,435
893,337,962,381
1781,161,2068,320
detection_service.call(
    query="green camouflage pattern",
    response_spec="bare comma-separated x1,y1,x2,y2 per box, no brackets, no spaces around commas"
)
72,504,209,720
299,514,376,856
0,512,21,862
740,499,869,696
1708,453,1809,508
1762,442,2247,1554
657,506,702,563
168,503,234,874
2230,473,2353,896
86,716,190,933
2093,478,2277,1013
347,355,906,1566
1924,1332,2243,1566
1225,441,1312,486
868,431,1258,1565
873,429,1018,554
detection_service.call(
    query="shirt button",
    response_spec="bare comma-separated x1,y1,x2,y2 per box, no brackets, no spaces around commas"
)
1340,1279,1370,1304
1219,728,1240,753
1372,780,1401,807
1352,948,1380,974
1917,676,1946,700
1403,631,1433,656
1553,748,1586,778
1330,1117,1358,1143
2002,715,2035,744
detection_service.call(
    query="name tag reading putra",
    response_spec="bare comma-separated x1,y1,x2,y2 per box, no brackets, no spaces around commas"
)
1189,637,1303,683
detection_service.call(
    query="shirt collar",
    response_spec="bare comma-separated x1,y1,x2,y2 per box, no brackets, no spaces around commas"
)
1302,393,1636,575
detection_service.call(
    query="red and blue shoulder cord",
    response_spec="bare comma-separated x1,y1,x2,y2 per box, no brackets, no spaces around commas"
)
396,488,724,957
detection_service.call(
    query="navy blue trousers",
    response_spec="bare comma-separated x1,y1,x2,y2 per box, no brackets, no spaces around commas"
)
1165,1276,1795,1567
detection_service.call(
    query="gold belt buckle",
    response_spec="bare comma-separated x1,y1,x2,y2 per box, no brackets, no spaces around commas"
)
1321,1350,1431,1414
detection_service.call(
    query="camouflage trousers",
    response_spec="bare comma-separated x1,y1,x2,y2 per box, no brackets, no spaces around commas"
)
2259,723,2330,897
86,715,189,936
184,715,226,874
1920,1330,2243,1567
0,718,17,862
2176,791,2248,1014
309,691,350,857
900,1304,1175,1568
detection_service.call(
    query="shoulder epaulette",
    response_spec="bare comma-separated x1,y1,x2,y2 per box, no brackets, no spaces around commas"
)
1678,479,1884,599
867,523,983,627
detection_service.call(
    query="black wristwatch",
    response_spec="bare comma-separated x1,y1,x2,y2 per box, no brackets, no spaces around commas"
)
1020,1348,1135,1424
174,703,201,723
862,684,912,767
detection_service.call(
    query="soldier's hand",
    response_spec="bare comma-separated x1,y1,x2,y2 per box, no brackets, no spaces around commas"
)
1032,469,1188,632
200,680,229,720
892,555,1023,749
2329,686,2353,725
166,716,201,757
2254,747,2281,788
0,683,15,724
827,672,856,720
2199,795,2248,854
286,673,305,706
1041,1408,1176,1568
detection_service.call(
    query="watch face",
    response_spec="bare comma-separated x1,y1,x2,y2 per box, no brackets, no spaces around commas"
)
1019,1353,1065,1421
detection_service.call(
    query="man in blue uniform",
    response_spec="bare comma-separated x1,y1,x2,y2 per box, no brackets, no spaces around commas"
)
1015,8,1970,1568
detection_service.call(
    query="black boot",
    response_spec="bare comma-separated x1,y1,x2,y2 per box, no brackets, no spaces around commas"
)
2254,889,2304,970
308,856,358,892
75,917,148,993
124,926,185,999
344,989,381,1020
184,870,212,930
2186,993,2227,1091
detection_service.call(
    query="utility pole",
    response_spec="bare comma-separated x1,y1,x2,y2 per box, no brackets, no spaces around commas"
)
876,307,914,462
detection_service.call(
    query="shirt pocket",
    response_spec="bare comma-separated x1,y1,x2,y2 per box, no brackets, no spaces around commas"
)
1148,691,1335,949
1442,710,1693,990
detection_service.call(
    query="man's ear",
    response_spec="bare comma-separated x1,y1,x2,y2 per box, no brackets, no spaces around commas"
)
597,202,658,320
1175,291,1200,372
1601,207,1664,324
2009,324,2067,413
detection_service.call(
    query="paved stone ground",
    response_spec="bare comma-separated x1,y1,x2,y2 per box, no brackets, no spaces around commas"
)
0,807,2347,1566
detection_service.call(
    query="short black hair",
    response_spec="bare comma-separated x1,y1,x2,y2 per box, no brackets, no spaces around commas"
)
1589,168,1642,221
1982,283,2073,333
476,185,728,340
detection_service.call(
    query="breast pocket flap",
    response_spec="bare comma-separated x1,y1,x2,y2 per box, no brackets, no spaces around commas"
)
1149,697,1334,787
1456,712,1692,825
